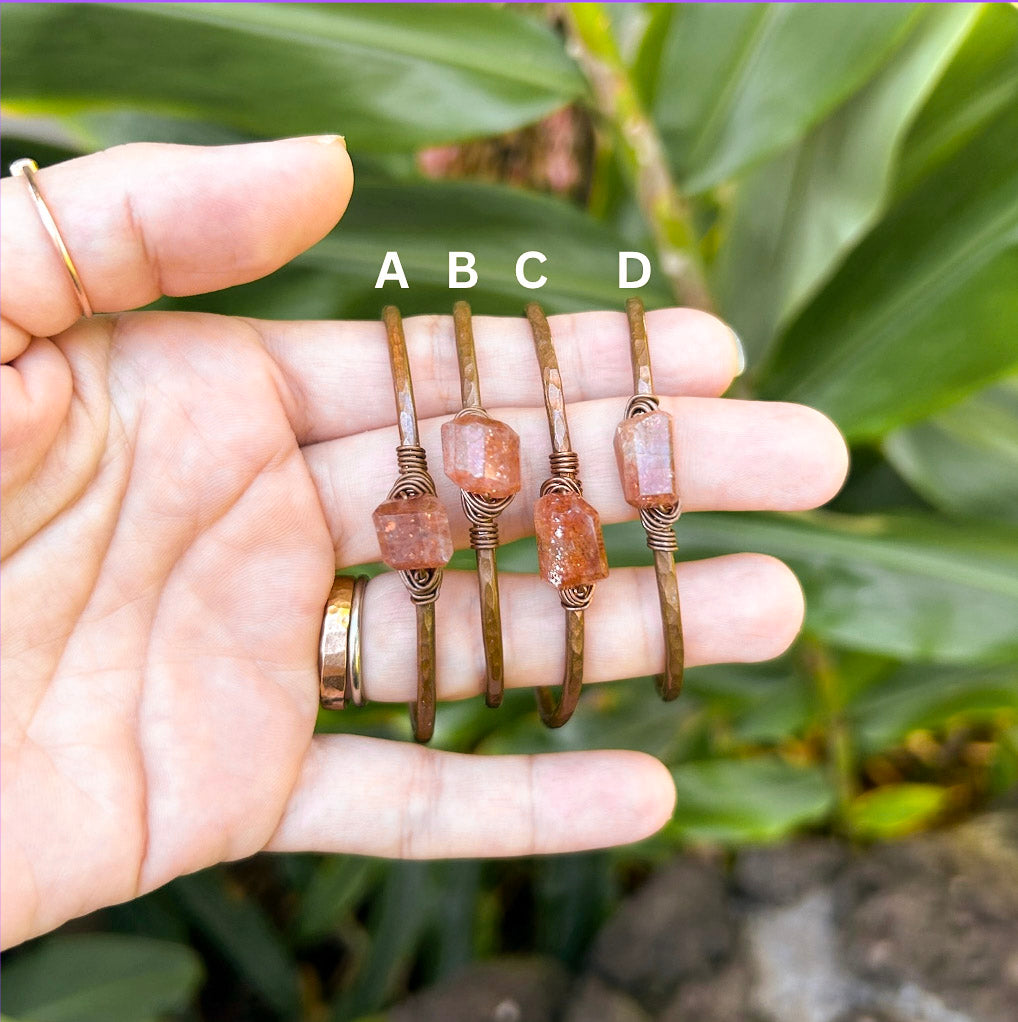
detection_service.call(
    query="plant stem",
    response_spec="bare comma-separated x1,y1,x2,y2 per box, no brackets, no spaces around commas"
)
566,2,713,310
801,637,857,831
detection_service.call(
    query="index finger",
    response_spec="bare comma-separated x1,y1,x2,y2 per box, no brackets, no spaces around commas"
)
253,307,744,444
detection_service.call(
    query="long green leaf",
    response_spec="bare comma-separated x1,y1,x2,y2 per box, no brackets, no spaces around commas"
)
166,174,674,320
604,512,1018,665
1,3,584,149
885,377,1018,525
669,759,835,843
644,3,924,192
896,3,1018,194
172,869,300,1018
0,934,202,1022
293,855,379,944
716,5,977,362
757,57,1018,438
331,862,434,1021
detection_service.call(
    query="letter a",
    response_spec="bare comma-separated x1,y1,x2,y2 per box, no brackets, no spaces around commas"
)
375,251,409,289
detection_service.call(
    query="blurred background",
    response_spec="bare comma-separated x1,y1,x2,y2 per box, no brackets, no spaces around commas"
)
2,3,1017,1020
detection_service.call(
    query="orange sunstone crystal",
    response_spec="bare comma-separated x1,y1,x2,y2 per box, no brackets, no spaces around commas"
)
372,493,453,570
441,412,521,498
534,491,609,590
613,409,678,508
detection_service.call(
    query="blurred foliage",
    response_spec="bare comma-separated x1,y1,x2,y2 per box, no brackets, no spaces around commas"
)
2,2,1017,1019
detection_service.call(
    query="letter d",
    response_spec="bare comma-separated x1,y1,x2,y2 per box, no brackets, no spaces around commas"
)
619,251,651,289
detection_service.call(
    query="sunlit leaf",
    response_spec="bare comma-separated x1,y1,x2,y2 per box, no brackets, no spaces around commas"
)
847,783,950,839
644,3,924,191
716,5,977,361
896,3,1018,194
757,75,1018,438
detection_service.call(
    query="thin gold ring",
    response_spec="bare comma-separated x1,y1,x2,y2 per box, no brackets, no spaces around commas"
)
11,158,94,318
441,301,521,708
615,297,684,700
372,306,452,743
526,303,608,728
319,574,369,709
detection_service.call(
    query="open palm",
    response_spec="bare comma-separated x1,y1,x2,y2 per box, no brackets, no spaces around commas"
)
1,139,847,949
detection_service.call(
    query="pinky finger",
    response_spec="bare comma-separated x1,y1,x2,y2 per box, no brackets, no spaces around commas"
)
266,736,676,859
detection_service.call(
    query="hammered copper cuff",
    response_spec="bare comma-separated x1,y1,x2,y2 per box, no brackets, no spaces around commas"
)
371,306,453,743
614,297,684,701
441,301,521,708
526,303,608,728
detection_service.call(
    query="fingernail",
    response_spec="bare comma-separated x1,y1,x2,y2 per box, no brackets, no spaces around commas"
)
312,134,347,149
731,328,746,376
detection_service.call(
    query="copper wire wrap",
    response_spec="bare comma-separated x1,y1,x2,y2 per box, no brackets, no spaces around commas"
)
526,303,600,728
623,297,685,701
449,302,516,707
382,306,443,742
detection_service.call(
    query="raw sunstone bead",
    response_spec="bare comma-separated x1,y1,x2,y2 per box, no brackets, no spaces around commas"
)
372,493,453,570
441,412,522,498
613,409,679,508
534,491,609,590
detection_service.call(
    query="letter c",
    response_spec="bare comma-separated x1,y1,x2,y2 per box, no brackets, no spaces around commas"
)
516,251,548,290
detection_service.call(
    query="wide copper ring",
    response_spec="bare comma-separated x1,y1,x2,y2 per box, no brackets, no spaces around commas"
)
441,301,521,708
371,306,453,743
526,303,609,728
614,297,684,700
319,574,369,709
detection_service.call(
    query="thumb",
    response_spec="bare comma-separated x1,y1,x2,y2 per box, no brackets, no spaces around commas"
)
0,135,353,359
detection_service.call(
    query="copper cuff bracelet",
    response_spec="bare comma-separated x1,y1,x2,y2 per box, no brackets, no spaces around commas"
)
526,303,609,728
441,301,521,708
614,297,684,700
371,306,453,743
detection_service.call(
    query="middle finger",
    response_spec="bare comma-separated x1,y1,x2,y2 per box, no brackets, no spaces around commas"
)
304,395,847,565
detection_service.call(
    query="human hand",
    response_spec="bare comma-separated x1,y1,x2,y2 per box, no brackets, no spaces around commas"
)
0,138,848,948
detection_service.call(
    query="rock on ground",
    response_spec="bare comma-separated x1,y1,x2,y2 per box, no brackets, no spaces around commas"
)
385,810,1018,1022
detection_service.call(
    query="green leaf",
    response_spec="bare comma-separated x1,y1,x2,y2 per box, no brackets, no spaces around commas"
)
1,3,584,150
645,4,924,192
896,3,1018,194
885,377,1018,525
294,855,379,944
849,663,1018,755
331,862,434,1021
172,869,299,1018
605,511,1018,665
669,759,835,844
478,679,699,762
717,5,978,361
757,49,1018,439
847,783,950,839
0,934,202,1022
168,174,674,320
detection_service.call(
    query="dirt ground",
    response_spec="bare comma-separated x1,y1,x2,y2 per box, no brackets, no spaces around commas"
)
388,807,1018,1022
